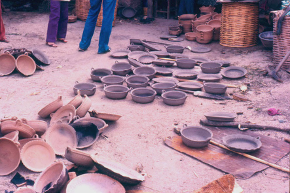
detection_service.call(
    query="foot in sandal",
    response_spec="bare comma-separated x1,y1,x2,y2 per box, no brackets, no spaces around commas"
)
57,38,68,43
46,42,58,47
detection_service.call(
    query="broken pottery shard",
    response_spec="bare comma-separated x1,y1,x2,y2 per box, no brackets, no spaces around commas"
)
233,93,249,101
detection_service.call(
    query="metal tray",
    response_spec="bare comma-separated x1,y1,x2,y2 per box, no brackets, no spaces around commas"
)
222,134,262,153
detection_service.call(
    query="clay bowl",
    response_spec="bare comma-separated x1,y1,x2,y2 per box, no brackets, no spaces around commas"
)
154,67,173,76
207,19,221,28
34,162,69,193
89,110,121,122
133,66,156,79
222,134,262,153
50,104,76,125
38,96,63,118
100,75,125,85
0,138,20,176
73,117,108,132
21,140,55,172
200,62,222,74
111,61,132,76
137,53,158,64
127,51,146,60
16,55,36,76
177,82,203,91
185,32,197,41
151,82,176,95
179,19,193,25
127,45,145,51
165,45,184,54
45,123,77,156
212,13,222,20
126,75,149,88
67,90,83,109
161,90,187,106
19,136,42,150
90,68,112,82
196,25,214,44
1,119,36,138
0,53,16,76
176,58,196,69
73,82,96,96
128,57,143,67
130,88,157,104
66,173,125,193
152,59,175,67
174,71,198,79
179,14,196,20
14,187,35,193
21,118,48,136
168,26,181,31
104,85,130,99
181,126,213,148
76,94,92,118
197,14,212,21
149,51,170,58
65,147,94,168
3,130,19,143
204,83,227,94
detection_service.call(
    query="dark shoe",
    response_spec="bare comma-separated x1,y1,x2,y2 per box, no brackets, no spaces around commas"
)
78,47,87,52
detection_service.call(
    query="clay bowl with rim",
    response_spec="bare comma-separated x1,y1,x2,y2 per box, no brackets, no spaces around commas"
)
177,82,203,91
191,57,210,63
200,62,222,73
19,135,42,150
34,162,69,193
169,53,189,59
104,85,130,100
73,82,96,96
127,44,145,52
222,134,262,153
3,130,19,143
125,75,149,89
128,57,143,67
176,58,196,69
21,118,48,136
0,138,20,176
152,59,175,67
45,123,77,156
203,82,227,94
192,19,207,30
70,121,99,149
130,87,157,104
38,96,63,118
89,110,121,122
196,25,214,44
16,54,36,76
152,77,179,84
1,119,36,138
30,48,51,66
65,147,94,168
154,67,173,76
212,13,222,20
174,71,198,79
91,154,145,185
161,90,187,106
204,112,236,122
221,66,247,79
100,75,125,85
76,94,92,118
207,19,221,28
178,19,193,25
50,104,76,125
149,51,170,58
0,53,16,76
197,13,212,21
181,126,213,148
179,14,196,20
137,53,158,64
169,29,182,36
127,51,147,60
185,32,197,41
111,61,132,76
197,73,222,82
20,140,55,172
66,173,125,193
133,66,156,79
14,187,35,193
73,117,108,132
110,50,130,58
151,82,176,95
67,90,83,109
181,23,192,33
90,68,112,82
165,45,184,54
168,26,181,31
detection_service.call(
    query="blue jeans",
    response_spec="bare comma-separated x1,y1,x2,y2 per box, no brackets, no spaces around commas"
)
79,0,117,53
178,0,195,16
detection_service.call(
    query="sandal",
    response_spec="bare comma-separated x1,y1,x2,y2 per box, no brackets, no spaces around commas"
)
57,38,68,43
78,47,86,52
46,42,58,47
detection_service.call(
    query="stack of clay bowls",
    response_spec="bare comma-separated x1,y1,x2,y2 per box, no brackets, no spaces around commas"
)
192,14,212,32
199,6,215,16
207,19,221,41
169,26,182,36
178,14,196,33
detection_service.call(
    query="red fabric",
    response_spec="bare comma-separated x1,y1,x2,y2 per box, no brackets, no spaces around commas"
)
0,0,6,41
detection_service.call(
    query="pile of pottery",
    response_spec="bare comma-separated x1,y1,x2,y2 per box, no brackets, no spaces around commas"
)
0,48,50,76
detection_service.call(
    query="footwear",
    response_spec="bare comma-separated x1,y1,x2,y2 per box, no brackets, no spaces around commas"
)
57,38,68,43
46,42,57,47
97,48,111,54
78,47,86,52
0,39,9,43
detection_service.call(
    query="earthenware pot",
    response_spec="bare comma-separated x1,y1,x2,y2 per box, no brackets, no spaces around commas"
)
178,19,193,25
130,88,157,104
169,29,182,36
30,49,51,66
161,90,187,106
73,81,96,96
212,13,222,20
21,118,48,136
100,75,125,85
89,110,122,122
38,96,63,118
34,162,69,193
197,13,212,21
199,6,215,15
185,32,197,41
151,82,176,95
181,126,213,148
90,68,112,82
73,117,108,132
1,119,36,138
125,75,149,88
179,14,196,20
111,61,132,76
207,19,221,40
3,130,19,143
18,135,42,150
50,104,76,125
203,83,227,94
104,85,130,99
127,45,145,51
0,138,20,176
76,95,92,118
67,90,83,109
192,19,208,31
181,23,192,33
133,66,156,79
165,45,184,53
65,147,94,168
200,62,222,73
137,53,158,64
176,58,196,69
196,25,214,44
16,54,36,76
0,53,16,76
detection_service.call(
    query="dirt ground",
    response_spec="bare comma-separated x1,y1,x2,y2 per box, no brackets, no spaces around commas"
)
0,11,289,193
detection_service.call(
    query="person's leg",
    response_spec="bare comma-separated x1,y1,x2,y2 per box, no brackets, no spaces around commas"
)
79,0,102,50
147,0,153,19
0,0,7,41
46,1,61,44
57,1,68,41
98,0,116,53
185,0,194,14
178,0,185,16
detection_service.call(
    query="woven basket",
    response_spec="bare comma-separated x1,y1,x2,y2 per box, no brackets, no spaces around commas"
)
273,10,290,69
220,2,259,47
96,0,119,27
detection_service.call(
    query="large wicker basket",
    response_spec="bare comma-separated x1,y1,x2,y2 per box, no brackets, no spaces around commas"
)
273,10,290,69
219,2,259,47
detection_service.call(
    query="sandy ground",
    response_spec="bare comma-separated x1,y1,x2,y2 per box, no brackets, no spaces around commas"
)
0,11,289,193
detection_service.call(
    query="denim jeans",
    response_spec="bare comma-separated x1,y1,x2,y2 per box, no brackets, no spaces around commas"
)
79,0,117,53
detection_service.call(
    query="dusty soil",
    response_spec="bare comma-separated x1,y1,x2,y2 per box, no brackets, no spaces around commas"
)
0,11,289,193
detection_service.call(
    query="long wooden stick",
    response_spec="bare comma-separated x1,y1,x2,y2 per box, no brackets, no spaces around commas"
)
210,140,290,173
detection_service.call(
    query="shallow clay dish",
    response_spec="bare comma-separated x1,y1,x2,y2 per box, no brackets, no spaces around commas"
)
200,62,222,74
3,130,19,143
100,75,125,85
137,53,158,64
110,50,130,58
45,123,77,156
34,162,68,193
66,173,126,193
65,147,94,168
154,67,173,76
38,96,63,118
21,118,48,135
181,126,213,148
90,68,112,82
174,71,198,79
73,117,108,132
166,45,184,54
76,94,92,118
152,59,175,67
151,82,176,95
222,134,262,153
221,66,247,79
50,104,76,125
21,140,55,172
125,75,149,88
169,53,189,59
204,112,236,122
104,85,130,100
161,90,187,106
191,57,210,63
91,154,145,185
0,53,16,76
19,136,42,150
204,83,227,94
128,51,147,60
89,110,121,122
130,88,157,104
197,73,222,82
177,82,203,91
0,138,20,176
133,66,156,79
16,55,36,76
152,77,179,84
149,51,170,58
111,62,132,76
128,57,143,67
127,44,145,51
73,82,96,96
176,58,196,69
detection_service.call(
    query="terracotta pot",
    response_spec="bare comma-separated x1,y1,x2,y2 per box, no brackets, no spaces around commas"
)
181,126,213,148
76,94,92,118
3,130,19,143
104,85,130,100
1,119,36,138
207,19,221,40
199,6,215,15
179,14,196,20
90,68,112,82
73,82,96,96
130,88,157,104
181,23,192,33
200,62,222,73
165,45,184,54
67,90,83,109
38,96,63,118
0,53,16,76
192,19,207,32
161,90,187,106
151,82,176,95
19,135,42,150
176,58,196,69
185,32,197,41
125,75,149,89
133,66,156,79
65,147,94,168
50,104,76,125
0,138,20,176
212,13,222,20
111,61,132,76
196,25,214,44
204,83,227,94
16,54,36,76
21,118,48,136
169,29,182,36
100,75,125,85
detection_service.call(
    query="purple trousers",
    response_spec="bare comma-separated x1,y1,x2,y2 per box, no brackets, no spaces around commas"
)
46,1,68,43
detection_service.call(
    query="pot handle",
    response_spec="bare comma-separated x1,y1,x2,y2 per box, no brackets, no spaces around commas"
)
91,67,94,71
104,84,107,88
75,81,79,84
33,134,39,138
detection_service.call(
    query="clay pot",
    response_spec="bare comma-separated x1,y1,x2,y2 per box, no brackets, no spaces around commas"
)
151,82,176,95
130,88,157,104
207,19,221,40
16,54,36,76
0,53,16,76
133,66,156,79
38,96,63,118
176,58,196,69
1,119,36,138
212,13,222,21
161,90,187,106
178,19,193,25
192,19,208,32
50,104,76,125
185,32,197,41
19,135,42,150
181,23,192,33
65,147,94,168
90,68,112,82
125,75,149,88
204,83,227,94
165,45,184,53
104,85,130,99
181,126,213,148
179,14,196,20
200,62,222,73
73,82,96,96
0,138,20,176
196,25,214,44
169,29,182,36
3,130,19,143
67,90,83,109
169,26,181,31
111,61,132,76
34,162,69,193
101,75,125,85
76,94,92,118
21,119,48,136
73,117,108,132
199,6,215,15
